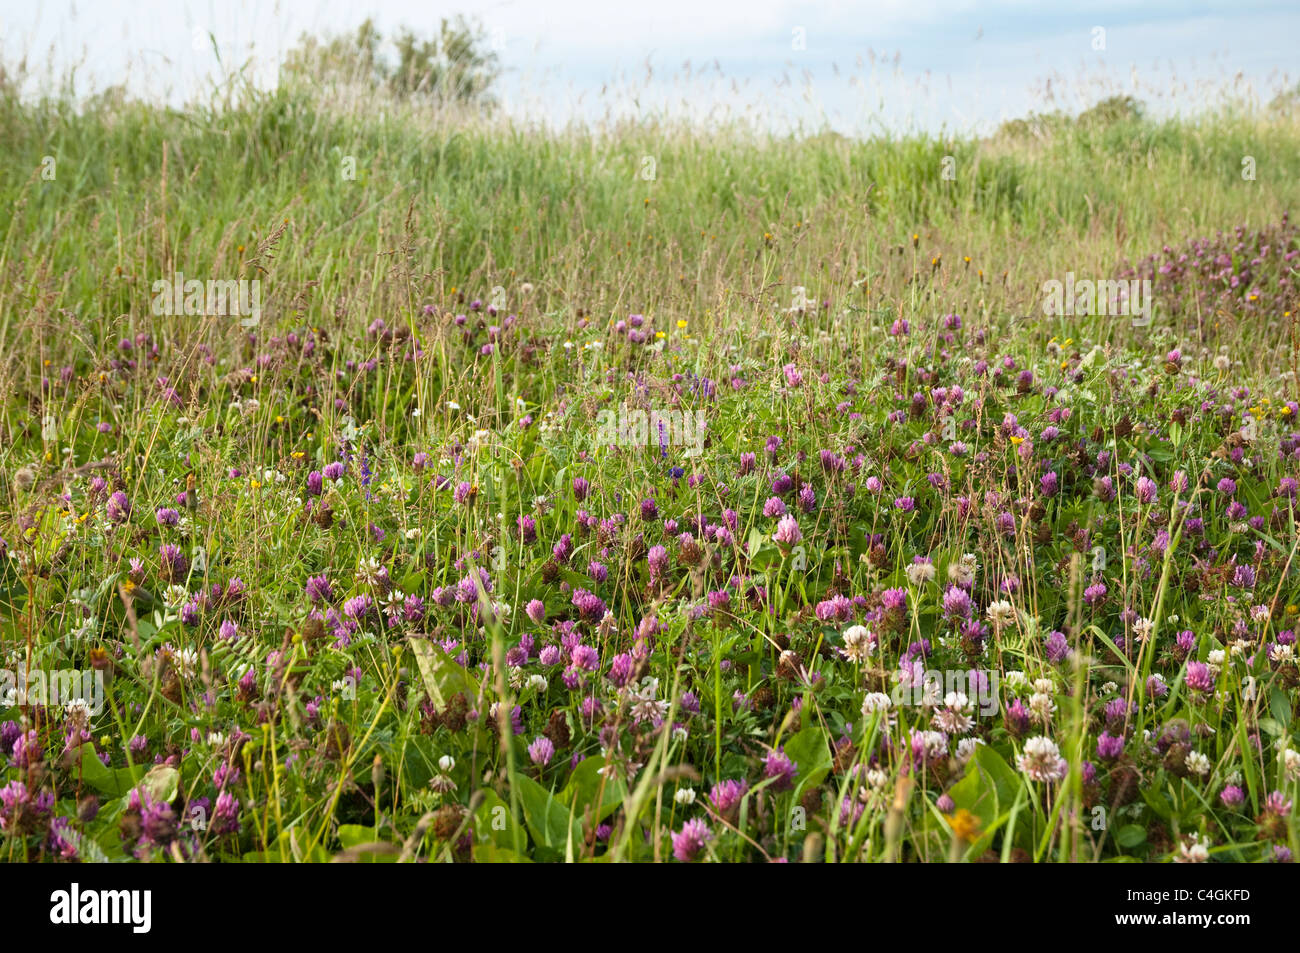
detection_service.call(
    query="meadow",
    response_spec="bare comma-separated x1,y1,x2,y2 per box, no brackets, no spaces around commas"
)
2,57,1300,862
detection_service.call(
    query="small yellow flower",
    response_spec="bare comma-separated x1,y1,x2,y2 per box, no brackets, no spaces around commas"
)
249,478,262,490
946,809,981,843
122,579,136,594
655,331,666,339
1010,435,1024,446
291,451,305,460
677,320,688,329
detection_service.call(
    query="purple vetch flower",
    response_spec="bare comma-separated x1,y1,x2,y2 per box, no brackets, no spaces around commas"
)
672,818,713,862
1185,661,1215,694
942,585,972,620
571,589,607,623
1097,732,1125,761
212,790,241,834
773,515,802,546
155,507,180,526
106,491,131,523
1264,791,1292,816
517,515,537,544
762,748,798,792
607,653,635,687
159,544,187,579
527,736,555,766
707,779,749,818
572,477,590,500
343,594,372,622
1044,630,1071,662
552,534,573,563
306,574,334,603
647,545,669,583
570,644,600,672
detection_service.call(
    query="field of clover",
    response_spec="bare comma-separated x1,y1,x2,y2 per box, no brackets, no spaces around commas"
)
3,71,1300,862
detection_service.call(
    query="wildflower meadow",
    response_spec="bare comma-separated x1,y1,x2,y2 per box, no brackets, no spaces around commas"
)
2,8,1300,884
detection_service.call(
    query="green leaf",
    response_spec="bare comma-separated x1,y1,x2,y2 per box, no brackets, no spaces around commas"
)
1115,824,1147,848
782,725,832,798
473,789,517,850
559,756,625,825
514,774,570,849
1270,688,1292,729
77,744,146,797
473,843,533,863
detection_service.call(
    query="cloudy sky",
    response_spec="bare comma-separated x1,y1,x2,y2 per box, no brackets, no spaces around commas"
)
2,0,1296,134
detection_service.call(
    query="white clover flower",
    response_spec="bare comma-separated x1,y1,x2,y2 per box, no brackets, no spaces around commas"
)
1033,678,1055,695
1005,671,1029,690
1028,692,1056,720
1282,747,1300,783
1133,617,1154,643
527,674,547,692
985,600,1016,629
207,732,226,747
905,561,936,587
956,737,983,763
840,625,874,663
64,698,92,725
1175,834,1210,863
674,787,696,806
1018,736,1067,783
1185,751,1211,776
438,755,456,772
176,647,199,680
862,692,892,716
947,562,973,587
1242,675,1258,702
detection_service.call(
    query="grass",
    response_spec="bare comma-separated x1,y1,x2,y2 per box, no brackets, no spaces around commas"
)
0,64,1299,863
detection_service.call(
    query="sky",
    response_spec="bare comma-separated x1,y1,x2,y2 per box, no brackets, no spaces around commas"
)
1,0,1296,135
